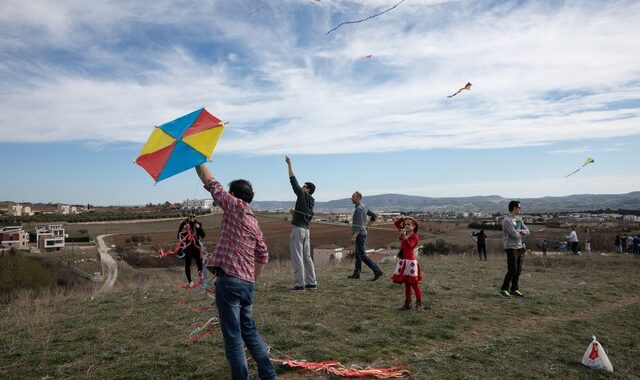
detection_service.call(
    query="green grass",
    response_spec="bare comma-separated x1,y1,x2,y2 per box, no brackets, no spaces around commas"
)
1,255,639,379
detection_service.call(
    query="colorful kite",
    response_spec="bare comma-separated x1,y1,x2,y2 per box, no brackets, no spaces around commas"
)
565,157,595,177
326,0,406,34
447,82,472,98
136,108,225,183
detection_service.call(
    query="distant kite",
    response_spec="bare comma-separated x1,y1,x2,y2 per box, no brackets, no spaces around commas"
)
326,0,406,35
565,157,595,177
248,1,270,16
447,82,472,98
363,54,373,59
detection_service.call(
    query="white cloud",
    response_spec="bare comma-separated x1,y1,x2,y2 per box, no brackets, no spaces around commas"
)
0,0,639,154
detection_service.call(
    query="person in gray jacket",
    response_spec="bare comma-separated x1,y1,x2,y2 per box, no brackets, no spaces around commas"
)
348,191,384,281
500,200,530,298
285,155,317,291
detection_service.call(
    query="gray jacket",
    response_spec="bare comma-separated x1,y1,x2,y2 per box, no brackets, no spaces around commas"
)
352,203,377,237
502,215,530,249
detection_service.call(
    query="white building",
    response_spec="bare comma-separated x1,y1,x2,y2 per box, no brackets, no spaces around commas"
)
36,224,66,252
57,204,70,214
22,206,34,216
0,226,30,250
623,215,640,222
8,204,22,216
182,198,219,212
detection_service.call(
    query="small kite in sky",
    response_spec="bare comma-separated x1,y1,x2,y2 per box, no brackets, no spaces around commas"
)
136,108,225,183
248,1,270,16
565,157,595,177
447,82,472,98
363,54,373,59
326,0,406,34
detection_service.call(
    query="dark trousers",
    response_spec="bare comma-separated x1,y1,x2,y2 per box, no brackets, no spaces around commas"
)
184,248,203,283
570,242,579,255
501,248,524,292
477,244,487,260
354,234,381,274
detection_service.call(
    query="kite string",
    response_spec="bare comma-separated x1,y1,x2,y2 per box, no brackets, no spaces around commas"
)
327,0,406,34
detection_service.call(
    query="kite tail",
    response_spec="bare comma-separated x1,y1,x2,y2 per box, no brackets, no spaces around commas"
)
564,168,582,177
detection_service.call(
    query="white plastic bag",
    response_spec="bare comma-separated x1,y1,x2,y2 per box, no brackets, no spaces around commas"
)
581,336,613,372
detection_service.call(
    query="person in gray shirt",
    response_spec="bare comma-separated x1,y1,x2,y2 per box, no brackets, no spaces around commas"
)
348,191,384,281
500,200,530,298
285,155,317,291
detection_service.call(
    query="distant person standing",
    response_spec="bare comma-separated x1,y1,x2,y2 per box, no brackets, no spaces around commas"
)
614,234,622,253
472,229,488,260
500,200,530,298
566,227,579,255
621,234,628,253
284,155,318,292
542,239,548,257
632,235,640,256
195,164,276,380
178,210,206,287
348,191,384,281
392,216,423,311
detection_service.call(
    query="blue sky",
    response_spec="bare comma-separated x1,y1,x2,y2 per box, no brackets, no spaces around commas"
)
0,0,639,205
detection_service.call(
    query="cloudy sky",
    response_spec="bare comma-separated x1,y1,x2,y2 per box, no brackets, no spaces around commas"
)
1,0,639,205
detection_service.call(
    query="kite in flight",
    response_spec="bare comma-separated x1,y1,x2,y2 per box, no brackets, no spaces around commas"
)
447,82,472,98
135,108,225,183
565,157,595,177
326,0,406,34
363,54,373,59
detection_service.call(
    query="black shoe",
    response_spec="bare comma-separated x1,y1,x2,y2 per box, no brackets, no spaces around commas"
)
371,271,383,281
289,286,305,292
304,284,317,290
347,271,360,279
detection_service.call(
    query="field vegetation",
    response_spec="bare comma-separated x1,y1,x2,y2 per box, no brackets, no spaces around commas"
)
1,252,639,379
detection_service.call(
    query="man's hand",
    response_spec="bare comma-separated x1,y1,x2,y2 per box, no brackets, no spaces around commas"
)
285,155,291,165
285,155,294,177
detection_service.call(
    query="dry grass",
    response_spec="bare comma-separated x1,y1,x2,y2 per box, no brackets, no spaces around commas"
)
1,253,639,379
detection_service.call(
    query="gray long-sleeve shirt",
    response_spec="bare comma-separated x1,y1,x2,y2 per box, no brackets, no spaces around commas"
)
352,203,377,236
501,215,530,249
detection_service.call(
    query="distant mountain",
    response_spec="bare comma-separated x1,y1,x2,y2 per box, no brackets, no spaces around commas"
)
251,192,640,213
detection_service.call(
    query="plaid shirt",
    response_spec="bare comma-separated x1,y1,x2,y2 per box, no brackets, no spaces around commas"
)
204,177,269,283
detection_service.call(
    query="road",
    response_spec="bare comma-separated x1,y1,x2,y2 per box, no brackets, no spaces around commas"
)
96,234,118,291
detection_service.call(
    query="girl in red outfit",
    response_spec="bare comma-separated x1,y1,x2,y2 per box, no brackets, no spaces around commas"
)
391,216,423,311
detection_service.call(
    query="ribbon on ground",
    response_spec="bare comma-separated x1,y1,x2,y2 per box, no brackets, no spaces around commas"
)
271,358,411,378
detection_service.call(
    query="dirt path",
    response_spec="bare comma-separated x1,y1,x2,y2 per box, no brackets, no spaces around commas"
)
96,234,118,291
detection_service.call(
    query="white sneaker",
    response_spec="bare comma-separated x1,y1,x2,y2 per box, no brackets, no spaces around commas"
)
189,282,194,288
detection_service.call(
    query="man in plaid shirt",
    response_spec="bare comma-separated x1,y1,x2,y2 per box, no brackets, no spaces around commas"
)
196,164,276,380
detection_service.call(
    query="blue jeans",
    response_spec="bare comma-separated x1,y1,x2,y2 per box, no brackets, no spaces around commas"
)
216,273,276,380
354,234,381,274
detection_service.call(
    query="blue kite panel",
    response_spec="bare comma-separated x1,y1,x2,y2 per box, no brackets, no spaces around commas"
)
159,108,203,139
156,140,207,182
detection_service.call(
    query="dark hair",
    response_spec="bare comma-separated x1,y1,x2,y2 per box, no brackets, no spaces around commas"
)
229,179,254,203
304,182,316,195
508,200,520,212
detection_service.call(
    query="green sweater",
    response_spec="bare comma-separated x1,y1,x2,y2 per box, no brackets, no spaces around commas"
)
290,176,314,229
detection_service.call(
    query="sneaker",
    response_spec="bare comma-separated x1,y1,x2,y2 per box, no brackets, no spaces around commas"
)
499,289,511,298
304,284,318,290
510,290,526,298
289,286,305,292
189,282,194,288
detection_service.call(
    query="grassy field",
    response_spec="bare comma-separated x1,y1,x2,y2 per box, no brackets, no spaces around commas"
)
1,253,639,379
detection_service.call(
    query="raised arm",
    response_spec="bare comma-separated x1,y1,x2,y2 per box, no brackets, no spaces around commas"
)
196,164,213,184
285,155,295,177
286,156,303,197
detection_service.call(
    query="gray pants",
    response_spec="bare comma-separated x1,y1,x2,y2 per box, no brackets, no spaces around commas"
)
290,226,317,287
